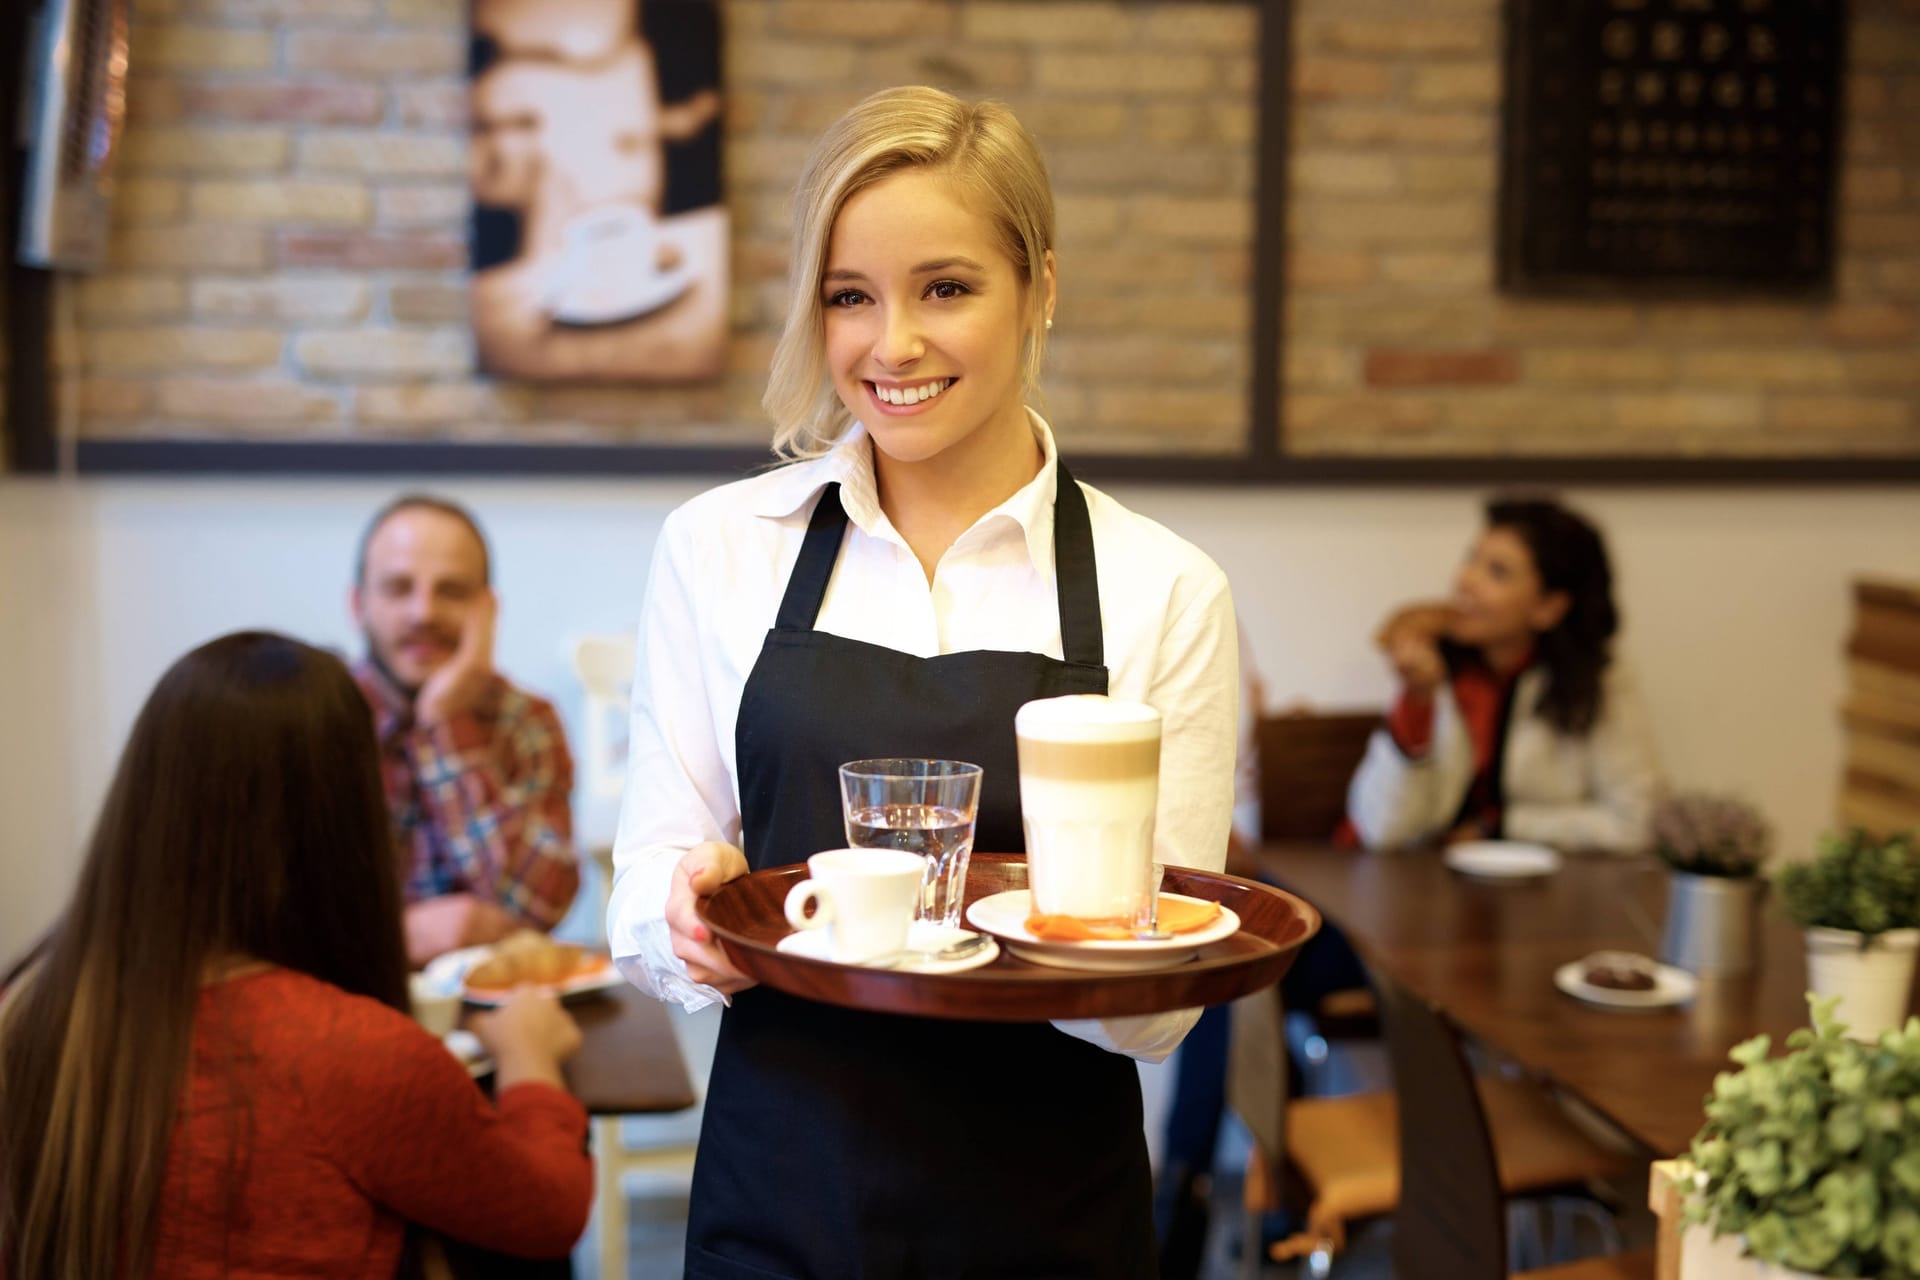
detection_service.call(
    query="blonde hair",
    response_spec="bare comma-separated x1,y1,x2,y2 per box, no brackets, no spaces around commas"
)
763,86,1056,460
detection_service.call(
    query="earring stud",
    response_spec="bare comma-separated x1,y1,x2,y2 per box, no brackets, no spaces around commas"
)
1045,318,1053,330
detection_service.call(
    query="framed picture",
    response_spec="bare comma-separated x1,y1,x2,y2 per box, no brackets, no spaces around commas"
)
469,0,728,382
1498,0,1845,296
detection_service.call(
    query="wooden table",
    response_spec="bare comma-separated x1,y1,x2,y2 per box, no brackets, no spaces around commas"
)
1256,843,1915,1157
466,983,696,1116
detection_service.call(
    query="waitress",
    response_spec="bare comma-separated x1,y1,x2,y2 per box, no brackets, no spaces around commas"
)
606,85,1238,1279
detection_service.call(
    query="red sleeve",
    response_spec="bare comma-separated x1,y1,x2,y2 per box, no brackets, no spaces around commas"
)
309,1003,591,1258
1386,689,1435,757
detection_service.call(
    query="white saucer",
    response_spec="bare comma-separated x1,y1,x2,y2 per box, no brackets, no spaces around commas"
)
965,890,1241,973
443,1029,493,1078
1554,956,1698,1010
1444,840,1562,880
775,920,1000,974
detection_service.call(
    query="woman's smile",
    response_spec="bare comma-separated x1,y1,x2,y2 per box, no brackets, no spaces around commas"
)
864,377,956,413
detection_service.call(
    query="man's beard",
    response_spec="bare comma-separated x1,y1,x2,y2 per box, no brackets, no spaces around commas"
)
362,627,451,700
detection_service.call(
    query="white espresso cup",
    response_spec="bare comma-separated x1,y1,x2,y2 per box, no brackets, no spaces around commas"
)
782,848,924,963
1016,694,1162,924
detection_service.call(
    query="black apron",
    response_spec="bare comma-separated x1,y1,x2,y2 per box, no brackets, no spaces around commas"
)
684,464,1156,1280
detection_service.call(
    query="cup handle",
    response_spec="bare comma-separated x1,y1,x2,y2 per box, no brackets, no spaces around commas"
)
784,880,834,931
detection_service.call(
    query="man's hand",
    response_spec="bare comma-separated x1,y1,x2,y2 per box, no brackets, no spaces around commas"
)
415,589,498,728
666,842,755,995
405,893,517,967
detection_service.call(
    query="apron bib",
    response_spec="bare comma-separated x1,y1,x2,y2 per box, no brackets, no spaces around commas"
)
685,464,1155,1280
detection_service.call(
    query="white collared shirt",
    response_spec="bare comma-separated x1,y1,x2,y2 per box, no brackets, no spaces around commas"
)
606,413,1239,1061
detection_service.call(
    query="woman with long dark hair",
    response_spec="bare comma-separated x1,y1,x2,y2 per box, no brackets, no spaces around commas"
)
1348,496,1661,852
1,631,591,1277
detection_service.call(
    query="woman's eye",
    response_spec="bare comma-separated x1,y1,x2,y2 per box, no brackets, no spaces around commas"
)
826,290,866,307
928,280,969,300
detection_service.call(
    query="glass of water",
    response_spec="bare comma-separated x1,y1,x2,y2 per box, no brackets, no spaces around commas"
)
838,759,983,930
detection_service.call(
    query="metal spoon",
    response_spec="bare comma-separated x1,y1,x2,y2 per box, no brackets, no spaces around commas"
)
870,933,991,969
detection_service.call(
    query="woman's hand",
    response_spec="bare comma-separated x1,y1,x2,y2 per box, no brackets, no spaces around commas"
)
1386,631,1446,699
666,842,755,995
470,988,581,1091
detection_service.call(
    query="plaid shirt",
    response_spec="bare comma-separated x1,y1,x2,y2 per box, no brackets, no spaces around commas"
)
355,662,580,928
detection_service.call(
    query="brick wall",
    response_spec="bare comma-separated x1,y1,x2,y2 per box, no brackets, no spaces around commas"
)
74,0,1257,455
1285,0,1920,457
55,0,1920,460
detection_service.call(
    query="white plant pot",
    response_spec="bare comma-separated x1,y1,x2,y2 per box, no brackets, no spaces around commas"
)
1679,1223,1827,1279
1804,926,1920,1041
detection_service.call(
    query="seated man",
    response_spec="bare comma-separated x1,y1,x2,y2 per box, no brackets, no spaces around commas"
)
349,493,580,965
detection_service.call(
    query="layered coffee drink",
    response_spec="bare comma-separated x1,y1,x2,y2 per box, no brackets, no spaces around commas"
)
1015,694,1162,924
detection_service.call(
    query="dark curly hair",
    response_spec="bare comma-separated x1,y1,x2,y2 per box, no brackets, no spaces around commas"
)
1450,495,1618,735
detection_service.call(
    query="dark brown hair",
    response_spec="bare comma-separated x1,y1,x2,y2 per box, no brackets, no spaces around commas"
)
1475,495,1619,735
0,631,407,1278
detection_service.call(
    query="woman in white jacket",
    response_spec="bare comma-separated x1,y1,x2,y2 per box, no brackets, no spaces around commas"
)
1347,496,1660,854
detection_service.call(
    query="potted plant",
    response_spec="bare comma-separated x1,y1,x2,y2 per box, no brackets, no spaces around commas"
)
1655,793,1772,975
1776,829,1920,1041
1680,995,1920,1279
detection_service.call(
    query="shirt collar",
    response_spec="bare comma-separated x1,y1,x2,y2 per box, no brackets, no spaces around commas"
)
353,658,412,740
747,410,1063,580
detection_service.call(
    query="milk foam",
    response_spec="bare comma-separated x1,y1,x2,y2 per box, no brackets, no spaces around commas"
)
1015,694,1161,743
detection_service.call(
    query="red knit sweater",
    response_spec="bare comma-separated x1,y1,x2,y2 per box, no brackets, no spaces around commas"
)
148,968,591,1277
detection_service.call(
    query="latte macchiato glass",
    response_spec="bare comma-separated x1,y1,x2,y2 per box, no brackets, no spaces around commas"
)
1015,694,1162,926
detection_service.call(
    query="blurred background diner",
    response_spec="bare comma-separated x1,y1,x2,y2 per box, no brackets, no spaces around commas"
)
3,0,1918,1276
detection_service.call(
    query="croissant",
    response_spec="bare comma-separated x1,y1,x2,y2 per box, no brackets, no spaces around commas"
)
464,929,605,991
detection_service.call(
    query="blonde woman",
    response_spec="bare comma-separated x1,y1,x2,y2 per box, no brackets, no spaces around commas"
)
607,86,1238,1277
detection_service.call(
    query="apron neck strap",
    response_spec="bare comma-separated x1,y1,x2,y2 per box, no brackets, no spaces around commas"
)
774,464,1105,670
1051,461,1103,669
775,483,850,632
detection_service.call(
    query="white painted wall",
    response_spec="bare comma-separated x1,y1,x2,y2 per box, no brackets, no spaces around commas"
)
2,475,1915,957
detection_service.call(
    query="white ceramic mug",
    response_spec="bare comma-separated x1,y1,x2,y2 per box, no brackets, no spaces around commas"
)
782,848,924,963
1016,694,1163,925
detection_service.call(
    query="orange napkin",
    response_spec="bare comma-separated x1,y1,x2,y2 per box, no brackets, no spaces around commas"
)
1025,897,1223,942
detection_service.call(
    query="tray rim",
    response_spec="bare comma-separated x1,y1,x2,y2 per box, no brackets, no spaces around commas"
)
696,853,1322,1022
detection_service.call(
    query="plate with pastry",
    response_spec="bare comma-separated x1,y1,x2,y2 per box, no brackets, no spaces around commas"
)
425,929,622,1006
966,891,1241,972
1553,950,1698,1010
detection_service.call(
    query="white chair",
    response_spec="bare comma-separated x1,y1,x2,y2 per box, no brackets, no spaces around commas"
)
567,632,708,1279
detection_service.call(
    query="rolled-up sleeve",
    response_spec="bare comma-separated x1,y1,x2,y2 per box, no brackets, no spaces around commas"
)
606,509,740,1012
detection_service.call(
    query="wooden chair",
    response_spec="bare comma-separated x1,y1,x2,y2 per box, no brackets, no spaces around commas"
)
1255,708,1380,843
1373,972,1655,1280
1254,708,1383,1044
1228,977,1638,1278
569,635,706,1280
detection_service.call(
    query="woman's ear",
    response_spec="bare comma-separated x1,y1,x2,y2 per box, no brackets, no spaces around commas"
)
1041,248,1057,328
1530,589,1571,634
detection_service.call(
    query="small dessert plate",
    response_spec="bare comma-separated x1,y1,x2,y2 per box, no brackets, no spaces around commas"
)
1444,840,1563,880
1554,955,1699,1010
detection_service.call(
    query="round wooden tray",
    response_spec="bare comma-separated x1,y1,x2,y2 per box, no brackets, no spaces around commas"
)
697,854,1322,1022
